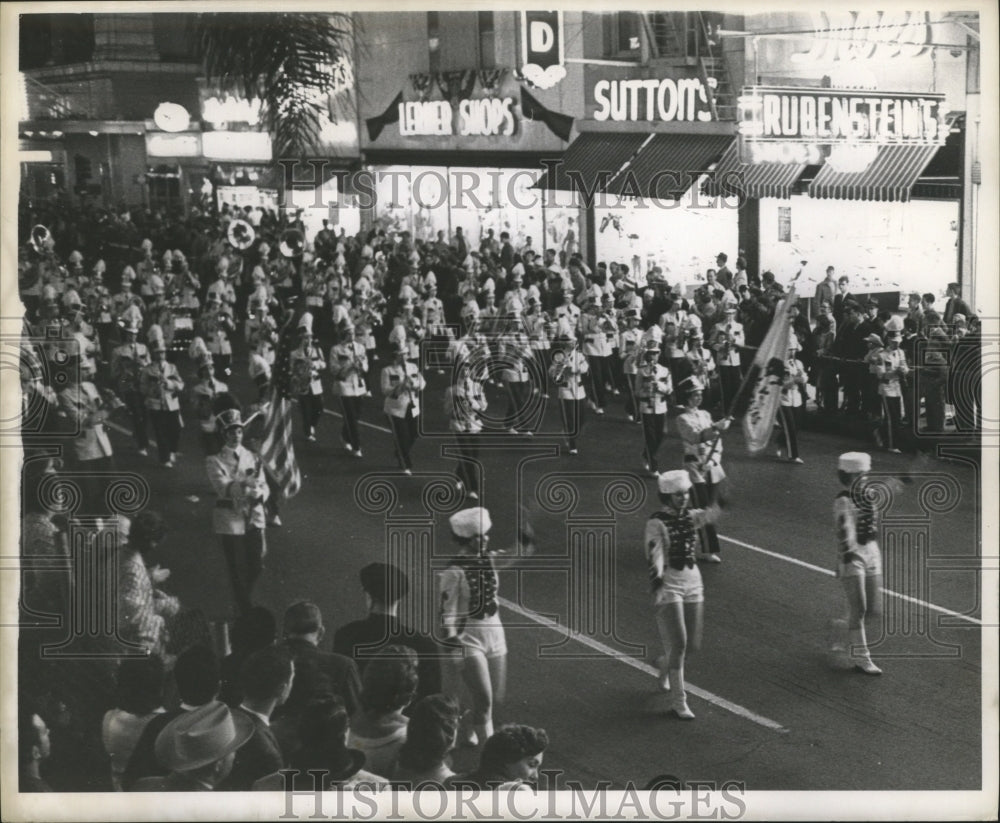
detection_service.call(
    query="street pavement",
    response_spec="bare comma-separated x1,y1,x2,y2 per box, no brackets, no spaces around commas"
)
99,357,984,792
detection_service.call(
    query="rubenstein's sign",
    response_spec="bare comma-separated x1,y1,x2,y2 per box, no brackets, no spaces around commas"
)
737,86,946,163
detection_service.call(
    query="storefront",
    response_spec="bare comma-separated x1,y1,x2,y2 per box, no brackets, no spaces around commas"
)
719,10,974,300
539,65,741,289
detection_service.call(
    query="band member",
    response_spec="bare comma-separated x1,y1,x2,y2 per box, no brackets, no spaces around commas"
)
421,282,452,375
205,408,270,615
675,376,731,563
140,329,185,468
775,338,807,464
553,289,581,337
830,452,884,675
548,336,588,456
329,326,368,458
499,315,536,435
710,302,744,414
289,312,326,442
579,298,614,415
110,318,151,456
618,309,643,421
56,354,115,517
444,351,488,500
873,324,909,453
677,317,717,410
206,256,238,311
198,293,236,379
460,286,481,336
381,342,426,475
524,297,553,399
645,470,721,719
635,338,673,474
192,353,228,456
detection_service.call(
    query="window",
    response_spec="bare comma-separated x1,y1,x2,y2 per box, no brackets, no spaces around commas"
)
478,11,495,69
427,11,440,73
602,12,641,59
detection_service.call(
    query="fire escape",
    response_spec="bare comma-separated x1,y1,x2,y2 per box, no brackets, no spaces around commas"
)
642,11,736,121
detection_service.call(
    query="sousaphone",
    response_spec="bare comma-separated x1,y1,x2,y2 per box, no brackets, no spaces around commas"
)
279,229,305,259
227,218,256,250
29,224,52,255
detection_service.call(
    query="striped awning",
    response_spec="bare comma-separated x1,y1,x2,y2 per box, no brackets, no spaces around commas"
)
807,144,940,202
536,132,648,191
605,133,733,200
701,142,806,199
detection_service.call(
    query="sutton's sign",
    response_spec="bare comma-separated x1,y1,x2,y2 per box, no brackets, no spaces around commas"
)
591,77,714,123
738,86,946,147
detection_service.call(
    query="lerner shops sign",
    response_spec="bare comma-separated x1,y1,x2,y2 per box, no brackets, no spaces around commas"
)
399,97,516,137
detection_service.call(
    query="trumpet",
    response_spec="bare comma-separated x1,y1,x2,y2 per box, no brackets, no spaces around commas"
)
550,349,571,384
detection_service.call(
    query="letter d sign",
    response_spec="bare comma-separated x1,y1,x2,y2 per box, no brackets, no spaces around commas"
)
530,21,554,53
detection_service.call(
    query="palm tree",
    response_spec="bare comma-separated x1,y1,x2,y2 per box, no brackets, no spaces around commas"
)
196,12,354,158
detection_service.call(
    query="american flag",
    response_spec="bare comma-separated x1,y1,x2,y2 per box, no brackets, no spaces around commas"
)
261,308,302,498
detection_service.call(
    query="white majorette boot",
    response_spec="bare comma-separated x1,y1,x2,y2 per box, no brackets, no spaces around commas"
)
669,667,695,719
654,655,670,692
850,627,882,676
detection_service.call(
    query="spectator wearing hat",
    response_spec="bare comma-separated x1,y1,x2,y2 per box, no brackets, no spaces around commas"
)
140,328,184,468
254,694,388,791
205,407,270,615
830,452,885,675
861,331,887,424
645,470,722,719
675,375,730,563
381,339,426,474
548,335,589,455
391,694,460,785
218,646,295,790
346,646,418,777
333,563,443,702
122,645,222,789
110,318,151,456
438,507,511,747
709,301,744,414
102,656,167,790
130,701,254,791
774,338,807,464
289,312,326,441
450,724,549,790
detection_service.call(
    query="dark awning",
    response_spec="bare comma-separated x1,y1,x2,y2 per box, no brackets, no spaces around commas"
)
807,144,940,202
536,132,649,192
604,133,732,200
701,142,806,200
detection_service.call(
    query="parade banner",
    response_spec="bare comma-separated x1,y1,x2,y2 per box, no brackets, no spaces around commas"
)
741,280,799,455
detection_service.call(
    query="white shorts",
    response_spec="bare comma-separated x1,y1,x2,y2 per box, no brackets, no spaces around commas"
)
839,542,882,578
654,565,704,605
454,613,507,659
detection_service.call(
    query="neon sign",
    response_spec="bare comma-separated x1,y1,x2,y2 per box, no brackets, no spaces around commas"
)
792,10,931,63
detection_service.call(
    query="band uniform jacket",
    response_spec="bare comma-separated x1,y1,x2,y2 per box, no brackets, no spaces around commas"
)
619,328,643,375
111,342,150,394
329,341,368,396
874,347,909,398
205,444,270,534
140,360,184,411
550,350,589,401
675,407,726,484
193,377,228,432
636,363,672,415
445,378,486,434
710,321,744,368
382,361,426,417
500,332,533,382
57,381,113,461
289,344,325,396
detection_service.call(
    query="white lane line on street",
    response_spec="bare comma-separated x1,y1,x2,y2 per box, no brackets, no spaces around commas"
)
323,409,392,434
106,414,983,628
499,596,789,734
719,534,984,627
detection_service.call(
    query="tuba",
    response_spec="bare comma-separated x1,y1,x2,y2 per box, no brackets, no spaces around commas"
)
227,218,256,250
279,230,305,259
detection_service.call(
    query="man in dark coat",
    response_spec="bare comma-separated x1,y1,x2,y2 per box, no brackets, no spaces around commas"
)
333,563,443,702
